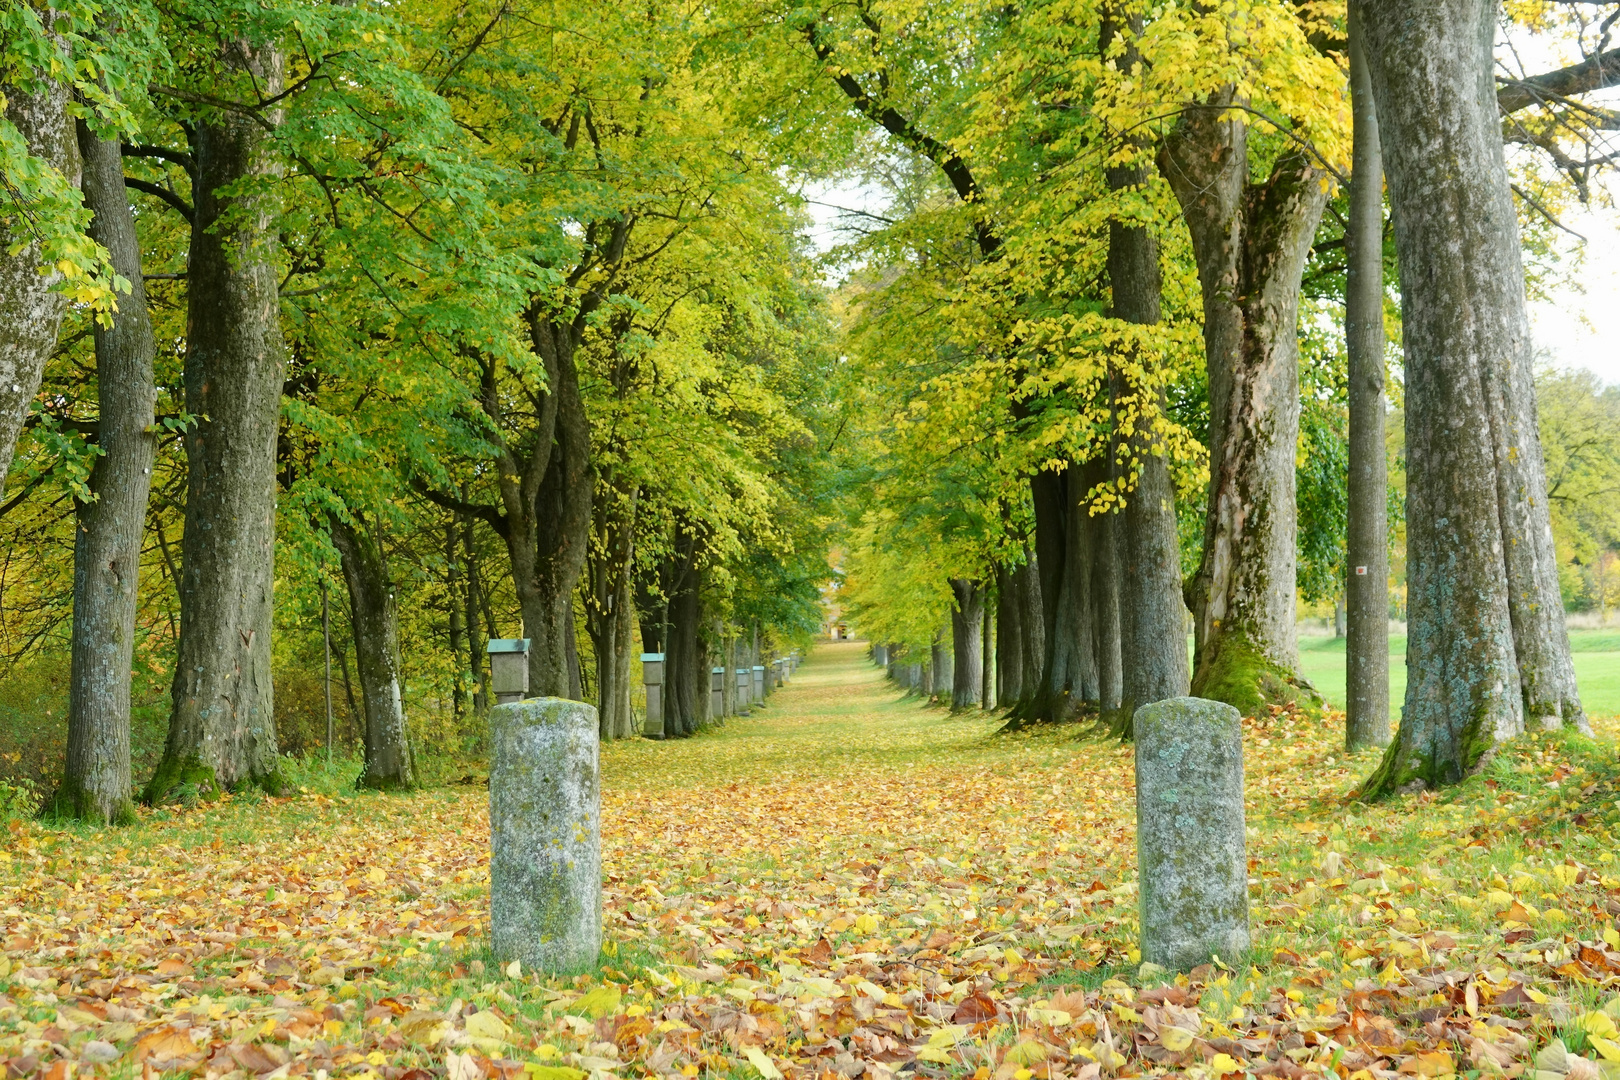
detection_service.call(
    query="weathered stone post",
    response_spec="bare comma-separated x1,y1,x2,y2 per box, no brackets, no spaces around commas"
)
488,638,530,705
489,697,601,972
711,666,725,717
772,659,784,688
641,653,664,738
753,664,766,702
735,667,751,710
1134,696,1250,970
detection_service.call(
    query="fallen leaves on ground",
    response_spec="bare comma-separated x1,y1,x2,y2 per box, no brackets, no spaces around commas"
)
3,642,1620,1080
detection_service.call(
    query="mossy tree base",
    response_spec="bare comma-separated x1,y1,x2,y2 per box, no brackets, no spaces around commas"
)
39,784,137,826
1191,635,1323,720
141,756,289,806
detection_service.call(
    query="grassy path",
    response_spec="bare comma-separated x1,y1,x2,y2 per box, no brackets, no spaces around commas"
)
2,640,1619,1080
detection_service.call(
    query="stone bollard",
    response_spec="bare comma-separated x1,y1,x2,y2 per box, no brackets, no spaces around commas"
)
1134,696,1249,970
753,664,766,702
489,697,601,973
711,667,725,717
735,667,751,709
641,653,664,738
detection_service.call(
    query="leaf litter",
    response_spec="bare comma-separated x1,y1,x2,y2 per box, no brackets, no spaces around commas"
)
4,642,1620,1080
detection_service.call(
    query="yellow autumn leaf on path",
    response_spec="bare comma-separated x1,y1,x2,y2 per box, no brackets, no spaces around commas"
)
743,1047,782,1079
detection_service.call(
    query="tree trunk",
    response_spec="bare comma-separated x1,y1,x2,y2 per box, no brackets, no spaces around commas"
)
586,484,637,739
461,510,487,714
1358,0,1586,793
1092,507,1123,714
949,579,985,709
663,528,704,736
146,43,287,802
1160,91,1329,717
447,522,467,719
1018,475,1086,723
1104,118,1192,732
931,627,951,703
996,564,1024,704
0,26,77,486
50,121,157,825
981,596,995,709
1345,5,1390,753
1017,553,1045,706
330,514,414,790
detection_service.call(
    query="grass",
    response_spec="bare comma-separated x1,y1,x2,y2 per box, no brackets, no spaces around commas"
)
2,641,1618,1080
1300,626,1620,716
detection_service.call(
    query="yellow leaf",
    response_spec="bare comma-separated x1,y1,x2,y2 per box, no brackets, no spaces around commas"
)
915,1047,953,1064
1590,1036,1620,1064
366,867,386,885
466,1011,509,1043
568,985,621,1019
524,1067,585,1080
1160,1027,1195,1052
1005,1042,1047,1066
505,960,522,978
744,1047,783,1080
1210,1053,1242,1075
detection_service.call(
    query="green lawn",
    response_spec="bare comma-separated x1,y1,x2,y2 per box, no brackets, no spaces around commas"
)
1298,627,1620,717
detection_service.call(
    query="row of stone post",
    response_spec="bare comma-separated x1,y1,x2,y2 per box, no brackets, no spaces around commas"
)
639,652,804,737
490,637,1251,982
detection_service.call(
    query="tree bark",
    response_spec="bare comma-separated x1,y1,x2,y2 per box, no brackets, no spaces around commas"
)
981,595,995,709
329,514,414,790
146,41,287,802
461,510,487,714
586,484,637,739
949,579,985,709
446,522,467,719
1017,553,1045,705
1345,6,1391,753
662,526,704,736
50,121,157,825
1160,91,1329,717
931,626,952,703
996,564,1024,704
0,24,77,486
1017,475,1087,723
1104,125,1192,732
1092,506,1123,714
1357,0,1586,793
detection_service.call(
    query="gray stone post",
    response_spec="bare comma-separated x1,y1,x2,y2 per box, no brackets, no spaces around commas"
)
711,666,725,717
488,638,530,705
489,697,601,972
641,653,664,738
753,664,766,702
1134,696,1250,970
736,667,751,709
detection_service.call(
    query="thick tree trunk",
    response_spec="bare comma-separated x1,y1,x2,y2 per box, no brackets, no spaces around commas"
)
330,514,414,790
1105,134,1191,732
528,361,593,698
0,28,77,485
147,43,287,802
949,579,985,709
51,122,157,825
1358,0,1585,793
586,485,637,739
1345,8,1391,753
1161,92,1329,717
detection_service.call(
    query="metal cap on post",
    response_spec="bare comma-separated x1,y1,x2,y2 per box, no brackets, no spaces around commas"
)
711,667,725,717
488,639,530,705
641,653,665,738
